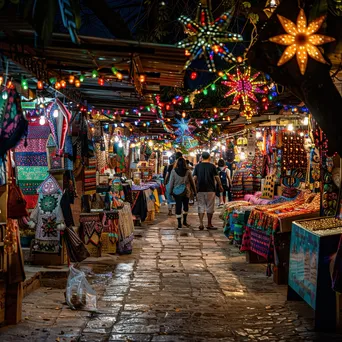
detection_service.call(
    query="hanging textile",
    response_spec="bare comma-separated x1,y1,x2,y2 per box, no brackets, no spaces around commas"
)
30,175,65,253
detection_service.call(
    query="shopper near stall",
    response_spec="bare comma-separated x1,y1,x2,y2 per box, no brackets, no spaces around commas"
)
165,152,183,216
169,157,197,229
193,152,223,230
216,158,232,205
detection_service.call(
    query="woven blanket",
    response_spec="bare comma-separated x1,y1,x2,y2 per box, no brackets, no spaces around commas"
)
17,166,48,181
18,180,43,195
27,125,50,139
15,152,47,166
15,138,47,152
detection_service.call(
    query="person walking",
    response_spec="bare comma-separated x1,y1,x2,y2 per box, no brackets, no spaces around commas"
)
217,158,232,206
169,157,197,229
165,152,183,216
193,152,223,230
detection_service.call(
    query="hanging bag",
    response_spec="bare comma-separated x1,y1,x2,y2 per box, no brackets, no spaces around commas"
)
7,163,28,219
172,171,187,197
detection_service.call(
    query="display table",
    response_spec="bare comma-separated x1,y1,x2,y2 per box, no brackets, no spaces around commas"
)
288,218,342,331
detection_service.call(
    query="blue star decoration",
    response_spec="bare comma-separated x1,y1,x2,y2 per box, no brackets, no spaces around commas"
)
177,1,243,72
173,118,196,136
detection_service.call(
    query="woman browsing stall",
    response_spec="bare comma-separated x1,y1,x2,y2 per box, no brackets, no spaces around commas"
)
169,157,197,229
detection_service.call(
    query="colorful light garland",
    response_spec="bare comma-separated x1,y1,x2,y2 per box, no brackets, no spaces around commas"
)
177,1,243,72
269,9,335,75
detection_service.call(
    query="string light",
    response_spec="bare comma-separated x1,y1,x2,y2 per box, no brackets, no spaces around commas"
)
79,74,85,82
75,79,81,87
60,80,66,88
55,82,61,90
68,75,75,84
2,91,8,100
269,9,335,75
98,77,105,86
190,72,198,80
116,72,123,80
21,77,28,90
139,75,146,83
92,70,99,78
0,76,3,86
37,81,43,90
111,66,117,75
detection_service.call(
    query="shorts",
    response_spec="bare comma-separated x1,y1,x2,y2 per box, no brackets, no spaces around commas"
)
197,192,216,214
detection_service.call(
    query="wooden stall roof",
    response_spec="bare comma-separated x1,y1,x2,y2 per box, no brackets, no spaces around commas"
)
0,30,186,111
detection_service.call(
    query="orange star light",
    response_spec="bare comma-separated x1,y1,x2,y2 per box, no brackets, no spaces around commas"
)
269,9,335,75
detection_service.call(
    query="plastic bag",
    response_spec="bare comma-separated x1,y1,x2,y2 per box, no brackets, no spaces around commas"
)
66,266,97,311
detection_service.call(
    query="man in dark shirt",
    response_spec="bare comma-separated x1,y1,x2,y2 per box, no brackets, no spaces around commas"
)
193,152,223,230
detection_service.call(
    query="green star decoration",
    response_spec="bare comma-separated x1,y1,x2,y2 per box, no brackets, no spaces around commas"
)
177,1,243,72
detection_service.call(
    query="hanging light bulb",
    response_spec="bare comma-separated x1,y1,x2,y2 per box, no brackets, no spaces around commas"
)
190,72,197,80
111,66,117,75
116,72,123,80
2,91,8,100
92,70,99,78
39,116,46,125
75,79,81,88
55,82,61,90
287,123,294,131
53,109,59,118
211,83,216,91
184,96,189,104
139,75,146,83
79,74,85,82
68,75,75,84
37,81,43,90
182,111,186,118
21,77,28,90
60,80,66,88
49,77,57,85
98,77,105,86
203,89,208,96
303,117,309,125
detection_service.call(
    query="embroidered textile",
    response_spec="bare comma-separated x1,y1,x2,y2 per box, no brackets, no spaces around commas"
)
15,138,47,152
30,175,64,253
17,166,48,181
27,125,51,139
15,152,48,166
79,213,104,246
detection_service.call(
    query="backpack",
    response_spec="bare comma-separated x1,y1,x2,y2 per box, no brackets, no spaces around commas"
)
219,168,229,190
0,88,28,157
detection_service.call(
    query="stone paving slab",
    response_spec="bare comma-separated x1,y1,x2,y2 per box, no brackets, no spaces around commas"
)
1,206,342,341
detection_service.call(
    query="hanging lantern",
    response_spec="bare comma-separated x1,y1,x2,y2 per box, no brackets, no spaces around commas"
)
269,9,335,75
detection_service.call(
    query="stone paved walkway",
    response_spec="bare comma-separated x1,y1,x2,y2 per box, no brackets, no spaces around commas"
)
1,205,341,341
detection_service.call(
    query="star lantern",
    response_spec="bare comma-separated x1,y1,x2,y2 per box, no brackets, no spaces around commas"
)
173,118,196,136
222,66,266,106
177,1,243,72
269,9,335,75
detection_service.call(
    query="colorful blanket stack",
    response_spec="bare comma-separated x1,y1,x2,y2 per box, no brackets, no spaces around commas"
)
14,123,49,208
84,157,97,195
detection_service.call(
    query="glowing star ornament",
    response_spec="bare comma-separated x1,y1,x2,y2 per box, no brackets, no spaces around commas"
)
222,67,266,106
173,118,196,136
177,1,243,72
269,9,335,75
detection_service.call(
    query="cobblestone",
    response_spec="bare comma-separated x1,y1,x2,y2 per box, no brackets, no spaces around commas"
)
1,206,342,341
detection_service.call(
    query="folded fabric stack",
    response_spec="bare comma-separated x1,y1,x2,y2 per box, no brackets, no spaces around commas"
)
14,123,50,208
